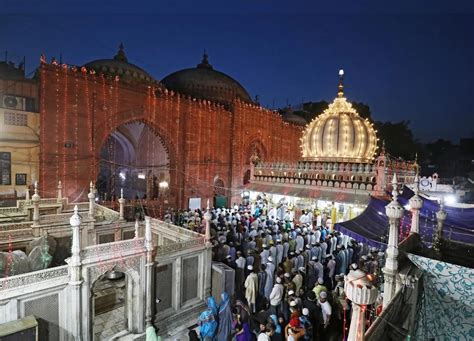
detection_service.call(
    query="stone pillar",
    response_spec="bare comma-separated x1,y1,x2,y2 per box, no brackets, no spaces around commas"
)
31,181,41,235
382,174,404,310
68,205,83,340
345,269,378,341
134,219,140,239
57,180,63,203
118,188,126,221
88,181,95,219
433,201,447,255
204,199,212,246
409,173,423,234
144,216,154,327
25,186,30,201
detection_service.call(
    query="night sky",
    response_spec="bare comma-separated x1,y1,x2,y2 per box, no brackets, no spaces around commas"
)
1,1,473,142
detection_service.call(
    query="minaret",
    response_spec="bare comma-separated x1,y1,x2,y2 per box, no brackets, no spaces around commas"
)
118,188,126,221
68,205,83,339
57,180,63,203
134,219,140,239
345,269,378,341
433,199,447,256
204,199,212,245
88,181,95,218
382,174,404,310
32,181,41,230
409,164,423,234
144,216,154,327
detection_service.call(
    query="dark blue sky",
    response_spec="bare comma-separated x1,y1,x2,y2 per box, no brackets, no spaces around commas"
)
1,1,473,142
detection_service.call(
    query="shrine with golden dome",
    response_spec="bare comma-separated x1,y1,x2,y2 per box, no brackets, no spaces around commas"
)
246,70,417,223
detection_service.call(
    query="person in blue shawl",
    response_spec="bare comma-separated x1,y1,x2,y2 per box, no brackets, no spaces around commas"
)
207,296,219,319
216,292,233,341
198,296,218,341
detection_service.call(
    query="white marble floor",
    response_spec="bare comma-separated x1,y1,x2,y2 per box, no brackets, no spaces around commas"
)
93,306,126,340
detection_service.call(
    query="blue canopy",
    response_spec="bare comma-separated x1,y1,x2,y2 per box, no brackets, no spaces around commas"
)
334,187,474,248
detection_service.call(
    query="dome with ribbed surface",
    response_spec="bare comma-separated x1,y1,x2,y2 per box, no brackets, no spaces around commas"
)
84,44,155,84
161,53,252,106
301,71,378,163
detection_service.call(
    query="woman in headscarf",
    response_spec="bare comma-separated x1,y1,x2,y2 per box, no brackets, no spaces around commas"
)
198,297,218,341
234,307,252,341
234,300,251,325
268,314,283,341
207,296,219,319
217,292,233,341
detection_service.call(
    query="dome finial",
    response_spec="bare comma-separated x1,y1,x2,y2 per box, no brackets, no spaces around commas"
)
338,69,344,98
114,43,128,63
197,49,213,70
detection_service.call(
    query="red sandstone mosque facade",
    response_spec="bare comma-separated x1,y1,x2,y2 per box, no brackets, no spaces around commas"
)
39,46,303,207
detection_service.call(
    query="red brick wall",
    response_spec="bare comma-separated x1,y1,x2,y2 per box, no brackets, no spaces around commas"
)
39,63,302,208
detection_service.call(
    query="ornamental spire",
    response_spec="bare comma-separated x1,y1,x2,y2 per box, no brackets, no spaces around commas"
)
114,43,128,63
197,49,213,70
337,69,344,98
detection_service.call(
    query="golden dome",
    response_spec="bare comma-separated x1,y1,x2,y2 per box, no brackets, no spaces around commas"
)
301,70,378,163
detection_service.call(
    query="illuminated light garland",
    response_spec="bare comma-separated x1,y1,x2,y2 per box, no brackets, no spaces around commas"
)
62,64,68,194
74,69,79,192
54,64,60,184
40,58,46,188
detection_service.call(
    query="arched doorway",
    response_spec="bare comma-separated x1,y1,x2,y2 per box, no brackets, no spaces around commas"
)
214,178,227,208
91,271,127,340
97,122,170,201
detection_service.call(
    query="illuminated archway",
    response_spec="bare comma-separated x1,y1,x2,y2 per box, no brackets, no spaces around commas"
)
97,122,170,200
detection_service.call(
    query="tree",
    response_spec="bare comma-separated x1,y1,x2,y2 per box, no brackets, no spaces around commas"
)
375,120,418,160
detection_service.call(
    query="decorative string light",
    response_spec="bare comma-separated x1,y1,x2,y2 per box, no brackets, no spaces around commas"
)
74,68,79,192
62,64,68,192
40,57,46,188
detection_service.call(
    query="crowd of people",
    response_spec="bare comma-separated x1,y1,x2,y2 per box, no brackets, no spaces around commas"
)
166,199,385,341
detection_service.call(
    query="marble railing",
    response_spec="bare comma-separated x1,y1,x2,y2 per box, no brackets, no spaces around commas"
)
0,265,69,290
39,212,75,224
82,238,145,260
155,237,206,257
94,203,120,222
151,219,203,240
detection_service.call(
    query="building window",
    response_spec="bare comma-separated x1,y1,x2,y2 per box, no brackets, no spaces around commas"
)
4,112,28,126
0,152,11,185
16,173,27,185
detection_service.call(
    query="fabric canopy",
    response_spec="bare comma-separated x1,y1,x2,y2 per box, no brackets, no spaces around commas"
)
408,253,474,340
334,186,474,248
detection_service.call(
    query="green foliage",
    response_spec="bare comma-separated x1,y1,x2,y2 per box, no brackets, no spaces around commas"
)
375,120,418,160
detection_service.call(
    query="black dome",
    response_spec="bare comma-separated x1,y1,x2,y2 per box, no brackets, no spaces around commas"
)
84,44,155,84
161,54,252,106
282,112,307,126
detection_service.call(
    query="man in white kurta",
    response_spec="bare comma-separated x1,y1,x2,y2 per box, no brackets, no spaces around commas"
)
244,266,258,313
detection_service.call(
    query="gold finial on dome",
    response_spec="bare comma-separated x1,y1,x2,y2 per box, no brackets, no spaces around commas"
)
338,69,344,98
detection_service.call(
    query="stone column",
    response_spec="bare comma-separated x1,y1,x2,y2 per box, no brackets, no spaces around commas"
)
88,181,95,218
31,181,41,235
433,201,447,255
409,173,423,234
118,188,126,221
382,174,404,310
57,180,63,203
144,216,154,327
345,268,378,341
69,205,83,340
